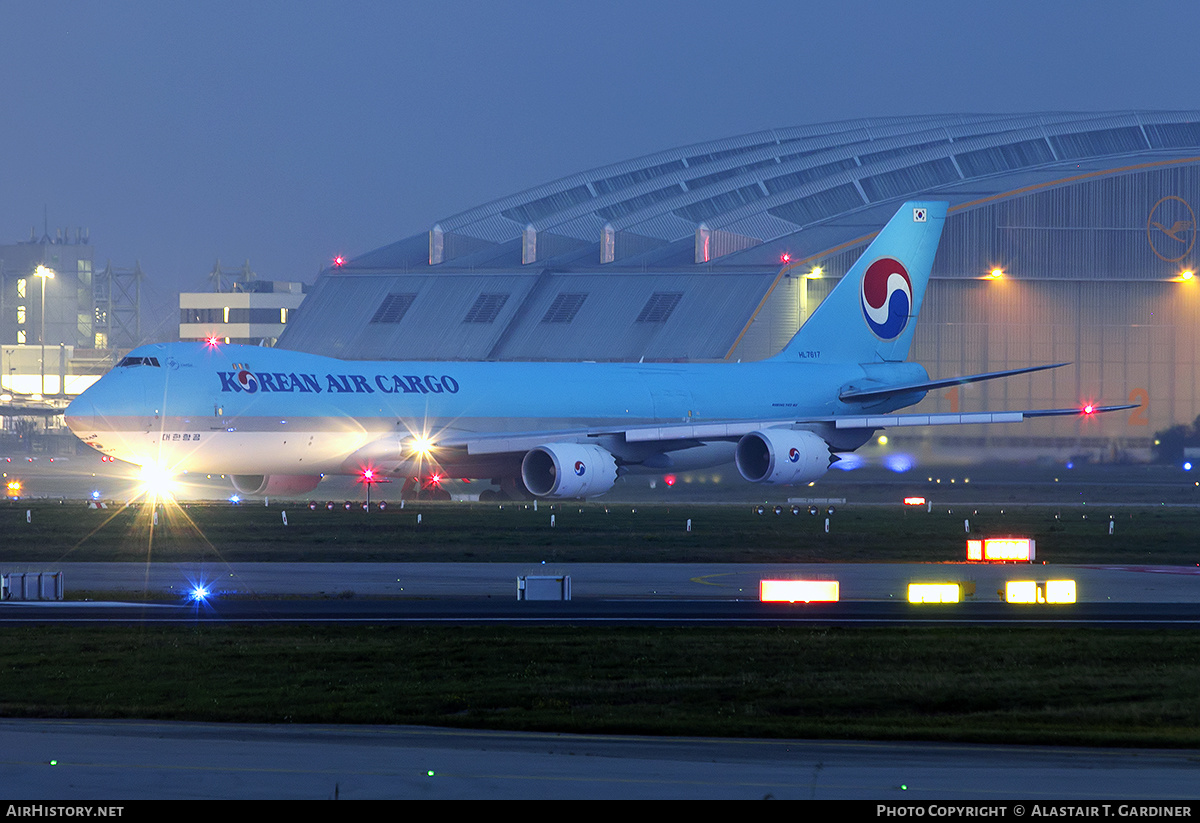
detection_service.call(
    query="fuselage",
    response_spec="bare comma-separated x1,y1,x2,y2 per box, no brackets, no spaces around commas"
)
64,341,924,478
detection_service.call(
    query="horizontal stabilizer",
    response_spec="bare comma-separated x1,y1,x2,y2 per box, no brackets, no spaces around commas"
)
839,363,1069,403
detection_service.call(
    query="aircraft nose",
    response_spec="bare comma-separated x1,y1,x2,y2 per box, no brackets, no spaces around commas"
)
64,391,96,433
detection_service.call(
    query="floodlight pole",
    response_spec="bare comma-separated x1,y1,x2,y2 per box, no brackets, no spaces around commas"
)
34,265,55,396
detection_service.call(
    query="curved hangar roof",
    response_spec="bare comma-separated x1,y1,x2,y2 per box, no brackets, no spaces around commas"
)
280,111,1200,361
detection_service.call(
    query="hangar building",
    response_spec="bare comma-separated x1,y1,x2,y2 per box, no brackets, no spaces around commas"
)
278,111,1200,458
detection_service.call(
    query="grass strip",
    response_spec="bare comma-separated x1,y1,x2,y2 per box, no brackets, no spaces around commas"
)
5,500,1200,564
1,625,1198,747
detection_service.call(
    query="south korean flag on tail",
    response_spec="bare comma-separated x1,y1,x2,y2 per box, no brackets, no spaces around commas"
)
912,207,927,223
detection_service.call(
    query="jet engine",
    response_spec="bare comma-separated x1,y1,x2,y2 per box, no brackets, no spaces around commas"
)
734,429,832,485
230,474,324,497
521,443,618,499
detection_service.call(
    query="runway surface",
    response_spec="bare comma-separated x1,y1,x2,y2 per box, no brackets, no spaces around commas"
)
10,559,1200,599
2,561,1198,627
4,719,1199,800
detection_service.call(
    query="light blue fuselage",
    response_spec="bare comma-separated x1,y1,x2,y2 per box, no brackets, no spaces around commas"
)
64,341,918,478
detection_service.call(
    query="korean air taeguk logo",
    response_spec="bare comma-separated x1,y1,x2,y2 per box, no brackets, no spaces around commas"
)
860,257,912,340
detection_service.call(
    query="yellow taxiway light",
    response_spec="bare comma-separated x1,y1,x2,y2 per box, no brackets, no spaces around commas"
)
989,268,1004,279
1005,580,1077,604
759,580,839,603
907,583,961,603
1181,270,1195,282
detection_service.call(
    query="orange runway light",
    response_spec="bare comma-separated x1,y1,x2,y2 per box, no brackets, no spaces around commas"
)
967,537,1035,562
759,580,839,603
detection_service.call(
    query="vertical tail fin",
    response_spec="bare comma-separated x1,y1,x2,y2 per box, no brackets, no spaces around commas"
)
770,200,947,364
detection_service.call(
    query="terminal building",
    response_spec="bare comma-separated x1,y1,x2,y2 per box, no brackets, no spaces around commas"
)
273,111,1198,459
0,229,143,402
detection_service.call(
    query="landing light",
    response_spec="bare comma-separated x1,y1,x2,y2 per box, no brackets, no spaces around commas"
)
138,464,177,500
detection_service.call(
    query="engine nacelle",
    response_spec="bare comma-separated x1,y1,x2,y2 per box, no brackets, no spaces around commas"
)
521,443,618,499
734,429,831,485
231,474,324,497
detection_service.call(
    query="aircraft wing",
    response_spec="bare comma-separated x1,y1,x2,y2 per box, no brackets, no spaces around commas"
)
828,404,1137,429
430,403,1137,455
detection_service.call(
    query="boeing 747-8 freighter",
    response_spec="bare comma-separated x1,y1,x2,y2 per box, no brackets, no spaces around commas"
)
63,201,1131,498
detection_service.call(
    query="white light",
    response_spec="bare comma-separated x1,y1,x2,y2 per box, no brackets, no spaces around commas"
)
138,464,178,500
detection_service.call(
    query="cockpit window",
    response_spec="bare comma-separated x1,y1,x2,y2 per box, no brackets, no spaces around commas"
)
117,356,161,368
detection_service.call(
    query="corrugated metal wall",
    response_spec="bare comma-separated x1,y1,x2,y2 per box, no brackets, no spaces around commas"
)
744,166,1200,448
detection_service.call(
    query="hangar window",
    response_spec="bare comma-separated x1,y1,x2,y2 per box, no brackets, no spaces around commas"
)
1144,122,1200,150
686,158,780,191
542,293,587,324
1048,126,1147,160
769,183,865,226
636,293,683,323
955,138,1055,177
859,158,960,202
762,159,859,195
858,139,950,166
686,140,776,167
501,185,592,224
595,185,686,221
464,293,509,324
593,160,687,195
370,293,417,324
673,184,766,223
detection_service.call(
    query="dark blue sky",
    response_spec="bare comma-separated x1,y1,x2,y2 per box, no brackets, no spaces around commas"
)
3,0,1197,334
